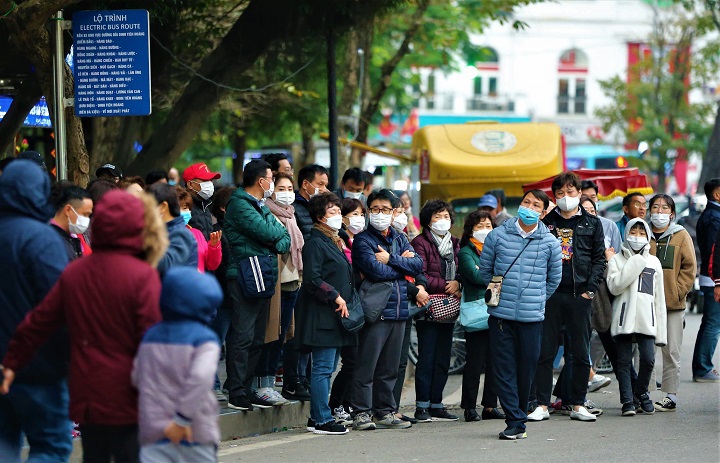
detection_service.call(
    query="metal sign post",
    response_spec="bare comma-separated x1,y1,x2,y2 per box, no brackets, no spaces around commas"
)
53,10,68,180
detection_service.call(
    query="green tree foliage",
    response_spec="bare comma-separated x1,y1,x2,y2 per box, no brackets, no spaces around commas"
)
595,8,718,192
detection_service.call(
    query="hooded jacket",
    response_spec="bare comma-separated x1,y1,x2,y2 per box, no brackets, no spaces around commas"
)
3,190,163,425
479,218,562,322
0,160,69,384
607,218,667,346
157,216,198,275
649,222,696,311
697,201,720,278
133,267,222,446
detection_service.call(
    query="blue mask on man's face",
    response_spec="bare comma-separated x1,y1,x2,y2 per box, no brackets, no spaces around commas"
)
517,206,541,225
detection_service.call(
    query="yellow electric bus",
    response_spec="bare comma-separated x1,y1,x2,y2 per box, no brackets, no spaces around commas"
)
412,121,565,216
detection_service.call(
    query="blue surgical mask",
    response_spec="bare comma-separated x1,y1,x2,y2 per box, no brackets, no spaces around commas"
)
517,206,540,225
168,180,177,186
180,210,192,225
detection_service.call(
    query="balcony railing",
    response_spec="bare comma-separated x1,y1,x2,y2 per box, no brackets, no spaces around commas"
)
466,94,515,112
557,96,586,114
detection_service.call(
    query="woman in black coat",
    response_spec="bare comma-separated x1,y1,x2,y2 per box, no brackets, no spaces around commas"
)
294,192,356,435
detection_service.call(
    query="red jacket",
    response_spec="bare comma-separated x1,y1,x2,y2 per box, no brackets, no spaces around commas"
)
3,190,162,426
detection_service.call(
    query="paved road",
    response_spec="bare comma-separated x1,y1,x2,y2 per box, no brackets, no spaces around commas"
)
218,311,720,462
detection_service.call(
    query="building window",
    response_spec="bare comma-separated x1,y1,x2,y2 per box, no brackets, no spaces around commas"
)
557,48,588,115
466,46,511,111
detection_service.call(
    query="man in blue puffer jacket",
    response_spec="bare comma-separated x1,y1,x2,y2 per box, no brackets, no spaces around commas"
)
479,189,562,440
350,189,423,431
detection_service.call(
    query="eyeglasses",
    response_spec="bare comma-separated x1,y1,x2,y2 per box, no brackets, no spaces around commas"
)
369,207,393,214
632,201,648,209
650,204,671,212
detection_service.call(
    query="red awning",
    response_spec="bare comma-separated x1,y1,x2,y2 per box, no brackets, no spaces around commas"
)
522,168,653,200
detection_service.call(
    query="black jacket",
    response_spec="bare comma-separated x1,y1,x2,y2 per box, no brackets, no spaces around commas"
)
213,217,233,310
293,193,314,240
51,223,83,261
698,201,720,278
542,207,606,295
188,193,214,240
294,228,357,349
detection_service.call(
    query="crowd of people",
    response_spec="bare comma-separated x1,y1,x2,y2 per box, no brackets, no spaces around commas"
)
0,152,719,461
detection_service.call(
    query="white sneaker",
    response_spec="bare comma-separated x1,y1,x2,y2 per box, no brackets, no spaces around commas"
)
527,406,550,422
267,388,291,405
333,406,352,425
257,387,287,406
570,406,597,421
588,374,612,392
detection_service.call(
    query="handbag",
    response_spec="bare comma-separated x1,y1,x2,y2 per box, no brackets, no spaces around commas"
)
237,255,277,299
460,292,489,331
485,240,531,307
358,279,394,323
426,294,461,322
341,290,365,332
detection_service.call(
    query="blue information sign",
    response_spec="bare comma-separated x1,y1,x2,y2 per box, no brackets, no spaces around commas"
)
73,10,151,117
0,97,52,128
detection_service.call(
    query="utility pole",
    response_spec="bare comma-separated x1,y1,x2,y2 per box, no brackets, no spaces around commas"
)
53,10,68,180
327,28,339,191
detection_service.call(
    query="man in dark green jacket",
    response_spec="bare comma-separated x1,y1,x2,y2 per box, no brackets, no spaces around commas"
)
224,160,291,411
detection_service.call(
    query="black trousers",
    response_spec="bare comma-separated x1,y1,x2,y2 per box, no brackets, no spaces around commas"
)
616,334,655,405
329,345,358,410
461,329,498,409
79,424,139,463
226,280,270,399
393,319,414,409
489,316,542,430
597,328,637,392
535,292,592,406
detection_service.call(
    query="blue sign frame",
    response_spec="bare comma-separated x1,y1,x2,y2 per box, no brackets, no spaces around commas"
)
73,10,151,117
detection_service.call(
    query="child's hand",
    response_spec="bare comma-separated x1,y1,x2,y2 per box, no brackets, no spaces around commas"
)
164,422,193,444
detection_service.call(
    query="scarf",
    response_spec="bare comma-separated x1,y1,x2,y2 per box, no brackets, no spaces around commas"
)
314,223,346,253
431,230,456,281
265,198,304,271
469,237,484,255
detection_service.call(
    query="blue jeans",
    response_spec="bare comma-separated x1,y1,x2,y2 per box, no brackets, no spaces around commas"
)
212,306,232,390
0,380,73,463
692,286,720,377
310,347,340,426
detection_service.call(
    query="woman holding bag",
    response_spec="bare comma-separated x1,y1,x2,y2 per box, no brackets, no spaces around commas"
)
457,211,505,422
294,192,357,435
411,200,461,422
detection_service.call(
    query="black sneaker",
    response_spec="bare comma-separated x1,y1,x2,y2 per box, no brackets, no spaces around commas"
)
250,393,274,409
654,397,677,412
306,418,316,432
464,409,481,422
282,382,311,401
414,408,432,423
621,402,636,416
228,396,254,411
301,378,312,393
499,426,527,440
313,421,349,435
636,393,654,414
398,413,418,424
481,408,506,420
429,407,459,421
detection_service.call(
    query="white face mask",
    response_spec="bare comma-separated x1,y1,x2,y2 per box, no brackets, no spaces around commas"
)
69,206,90,235
304,182,320,198
627,235,648,251
346,216,366,235
260,179,274,199
431,218,451,235
369,212,393,231
344,190,363,200
325,214,343,231
392,212,408,231
557,195,580,212
650,213,671,229
472,228,491,243
274,191,295,207
196,181,215,200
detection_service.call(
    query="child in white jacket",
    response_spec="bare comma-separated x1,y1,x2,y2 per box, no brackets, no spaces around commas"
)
607,218,667,417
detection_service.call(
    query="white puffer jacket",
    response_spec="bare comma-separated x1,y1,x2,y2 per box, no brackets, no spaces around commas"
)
606,218,667,346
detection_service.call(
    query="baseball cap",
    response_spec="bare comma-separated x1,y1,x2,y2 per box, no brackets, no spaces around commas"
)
18,151,46,171
477,194,498,209
96,163,122,178
183,163,221,182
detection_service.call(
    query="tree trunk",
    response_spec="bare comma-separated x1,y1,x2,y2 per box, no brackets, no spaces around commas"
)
125,0,294,176
90,116,143,174
0,79,42,156
1,0,90,185
700,103,720,188
232,131,246,186
300,123,316,168
353,0,429,158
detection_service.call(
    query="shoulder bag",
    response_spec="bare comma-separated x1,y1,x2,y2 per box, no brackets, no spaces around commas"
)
237,255,277,299
460,292,489,331
426,294,461,322
341,289,365,332
485,239,531,307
